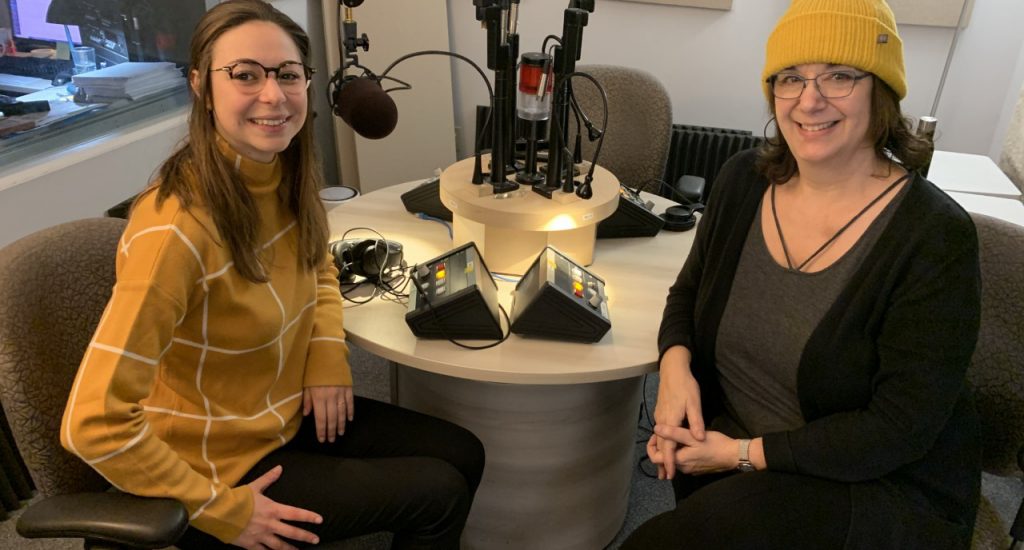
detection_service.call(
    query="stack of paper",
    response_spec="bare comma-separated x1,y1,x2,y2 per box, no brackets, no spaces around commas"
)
72,62,184,101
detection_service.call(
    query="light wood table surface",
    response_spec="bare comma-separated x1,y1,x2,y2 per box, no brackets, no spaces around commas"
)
326,180,696,550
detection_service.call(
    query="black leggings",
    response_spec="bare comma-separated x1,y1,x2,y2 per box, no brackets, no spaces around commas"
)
622,470,851,549
177,396,485,549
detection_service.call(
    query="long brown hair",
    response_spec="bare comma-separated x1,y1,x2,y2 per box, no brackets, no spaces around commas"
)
756,76,933,184
154,0,328,282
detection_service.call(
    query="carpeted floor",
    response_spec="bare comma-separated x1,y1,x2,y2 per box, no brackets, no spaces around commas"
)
2,345,1019,549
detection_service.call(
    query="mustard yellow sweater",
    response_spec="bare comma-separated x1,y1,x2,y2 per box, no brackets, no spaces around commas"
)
61,142,351,543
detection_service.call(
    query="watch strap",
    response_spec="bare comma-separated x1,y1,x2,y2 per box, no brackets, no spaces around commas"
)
737,439,755,472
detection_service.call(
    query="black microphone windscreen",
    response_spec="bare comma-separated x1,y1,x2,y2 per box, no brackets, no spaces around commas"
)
335,77,398,140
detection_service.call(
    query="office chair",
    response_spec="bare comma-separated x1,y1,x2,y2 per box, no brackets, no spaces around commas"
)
967,213,1024,550
570,64,673,194
0,218,187,549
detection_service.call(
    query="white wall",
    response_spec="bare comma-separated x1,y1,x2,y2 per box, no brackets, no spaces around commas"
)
0,111,188,249
321,0,457,193
269,0,339,186
446,0,1024,161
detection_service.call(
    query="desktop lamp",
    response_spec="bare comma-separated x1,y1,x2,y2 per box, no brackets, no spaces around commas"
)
44,0,84,25
45,0,84,62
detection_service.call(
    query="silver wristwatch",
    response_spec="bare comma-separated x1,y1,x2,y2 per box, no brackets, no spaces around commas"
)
737,439,755,472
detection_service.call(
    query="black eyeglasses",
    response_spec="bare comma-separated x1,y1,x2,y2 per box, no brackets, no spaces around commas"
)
210,60,315,94
767,70,872,99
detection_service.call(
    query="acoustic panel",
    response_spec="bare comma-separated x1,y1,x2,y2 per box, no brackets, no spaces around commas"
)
609,0,972,28
889,0,973,28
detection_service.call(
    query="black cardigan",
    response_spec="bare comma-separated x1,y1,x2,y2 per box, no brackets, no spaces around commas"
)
658,149,982,549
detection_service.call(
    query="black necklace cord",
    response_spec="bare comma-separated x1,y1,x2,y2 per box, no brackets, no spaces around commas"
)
771,172,911,272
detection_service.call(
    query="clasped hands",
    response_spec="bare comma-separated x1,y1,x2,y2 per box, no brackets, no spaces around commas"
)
651,346,739,479
646,427,740,478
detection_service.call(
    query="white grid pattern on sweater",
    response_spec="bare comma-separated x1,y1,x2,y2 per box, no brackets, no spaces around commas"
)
67,217,345,522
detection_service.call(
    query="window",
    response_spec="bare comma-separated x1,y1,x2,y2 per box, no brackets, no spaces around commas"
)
0,0,211,173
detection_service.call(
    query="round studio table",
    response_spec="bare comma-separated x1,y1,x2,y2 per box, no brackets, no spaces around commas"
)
326,179,697,550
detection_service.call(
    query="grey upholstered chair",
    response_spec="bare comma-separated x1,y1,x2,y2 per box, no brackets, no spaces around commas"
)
571,64,673,194
998,87,1024,196
967,213,1024,550
0,217,187,549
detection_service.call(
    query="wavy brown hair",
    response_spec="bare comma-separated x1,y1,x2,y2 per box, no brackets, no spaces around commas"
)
154,0,327,282
756,75,933,184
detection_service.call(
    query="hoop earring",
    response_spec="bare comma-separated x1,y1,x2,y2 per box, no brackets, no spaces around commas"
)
763,116,781,147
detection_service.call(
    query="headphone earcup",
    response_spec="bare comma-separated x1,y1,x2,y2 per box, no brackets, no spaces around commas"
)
330,238,403,281
350,239,378,278
330,239,357,281
661,205,697,232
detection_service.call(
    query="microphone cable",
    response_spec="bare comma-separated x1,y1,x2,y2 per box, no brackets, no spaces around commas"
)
546,72,608,197
645,178,706,211
376,50,496,184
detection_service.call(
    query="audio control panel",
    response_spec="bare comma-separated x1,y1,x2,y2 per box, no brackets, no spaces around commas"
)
510,246,611,342
596,188,665,238
405,242,503,340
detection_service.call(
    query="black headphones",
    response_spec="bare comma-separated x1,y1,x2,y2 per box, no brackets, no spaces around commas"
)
660,204,703,232
329,238,404,281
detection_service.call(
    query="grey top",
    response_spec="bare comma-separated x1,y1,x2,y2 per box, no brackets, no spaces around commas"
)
713,183,908,438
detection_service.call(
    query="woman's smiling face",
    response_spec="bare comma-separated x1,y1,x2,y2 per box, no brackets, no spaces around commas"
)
201,20,308,163
773,63,875,170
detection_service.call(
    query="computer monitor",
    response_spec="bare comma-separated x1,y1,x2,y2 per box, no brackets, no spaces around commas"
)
8,0,82,45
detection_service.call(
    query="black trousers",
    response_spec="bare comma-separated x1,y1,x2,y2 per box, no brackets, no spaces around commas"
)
621,469,852,549
177,396,485,549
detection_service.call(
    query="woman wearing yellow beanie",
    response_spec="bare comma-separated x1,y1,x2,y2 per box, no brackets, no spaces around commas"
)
627,1,981,548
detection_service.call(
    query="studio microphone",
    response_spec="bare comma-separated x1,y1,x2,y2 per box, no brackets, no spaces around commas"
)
330,72,398,140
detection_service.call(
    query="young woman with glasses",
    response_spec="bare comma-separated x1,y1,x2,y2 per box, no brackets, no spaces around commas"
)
59,1,484,548
626,1,981,548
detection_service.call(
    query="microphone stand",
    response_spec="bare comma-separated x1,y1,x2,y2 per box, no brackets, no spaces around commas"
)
537,2,592,199
340,0,368,72
478,0,520,194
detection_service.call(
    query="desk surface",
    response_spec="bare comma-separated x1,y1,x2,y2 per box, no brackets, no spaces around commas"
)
0,72,52,95
327,180,695,385
929,150,1022,198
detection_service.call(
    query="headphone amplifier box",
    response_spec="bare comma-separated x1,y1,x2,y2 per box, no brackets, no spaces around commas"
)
405,242,503,340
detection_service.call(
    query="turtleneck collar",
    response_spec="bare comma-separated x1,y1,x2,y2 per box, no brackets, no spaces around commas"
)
214,133,283,196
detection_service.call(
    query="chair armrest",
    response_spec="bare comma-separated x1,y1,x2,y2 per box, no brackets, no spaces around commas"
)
17,492,188,549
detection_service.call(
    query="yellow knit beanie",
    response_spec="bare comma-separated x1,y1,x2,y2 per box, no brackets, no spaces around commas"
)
762,0,906,100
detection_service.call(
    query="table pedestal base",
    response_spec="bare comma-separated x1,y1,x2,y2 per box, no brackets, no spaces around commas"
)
393,365,643,550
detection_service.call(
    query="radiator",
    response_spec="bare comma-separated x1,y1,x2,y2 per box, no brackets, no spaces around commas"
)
663,125,764,201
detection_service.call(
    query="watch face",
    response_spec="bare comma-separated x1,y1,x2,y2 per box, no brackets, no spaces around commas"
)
737,462,756,473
